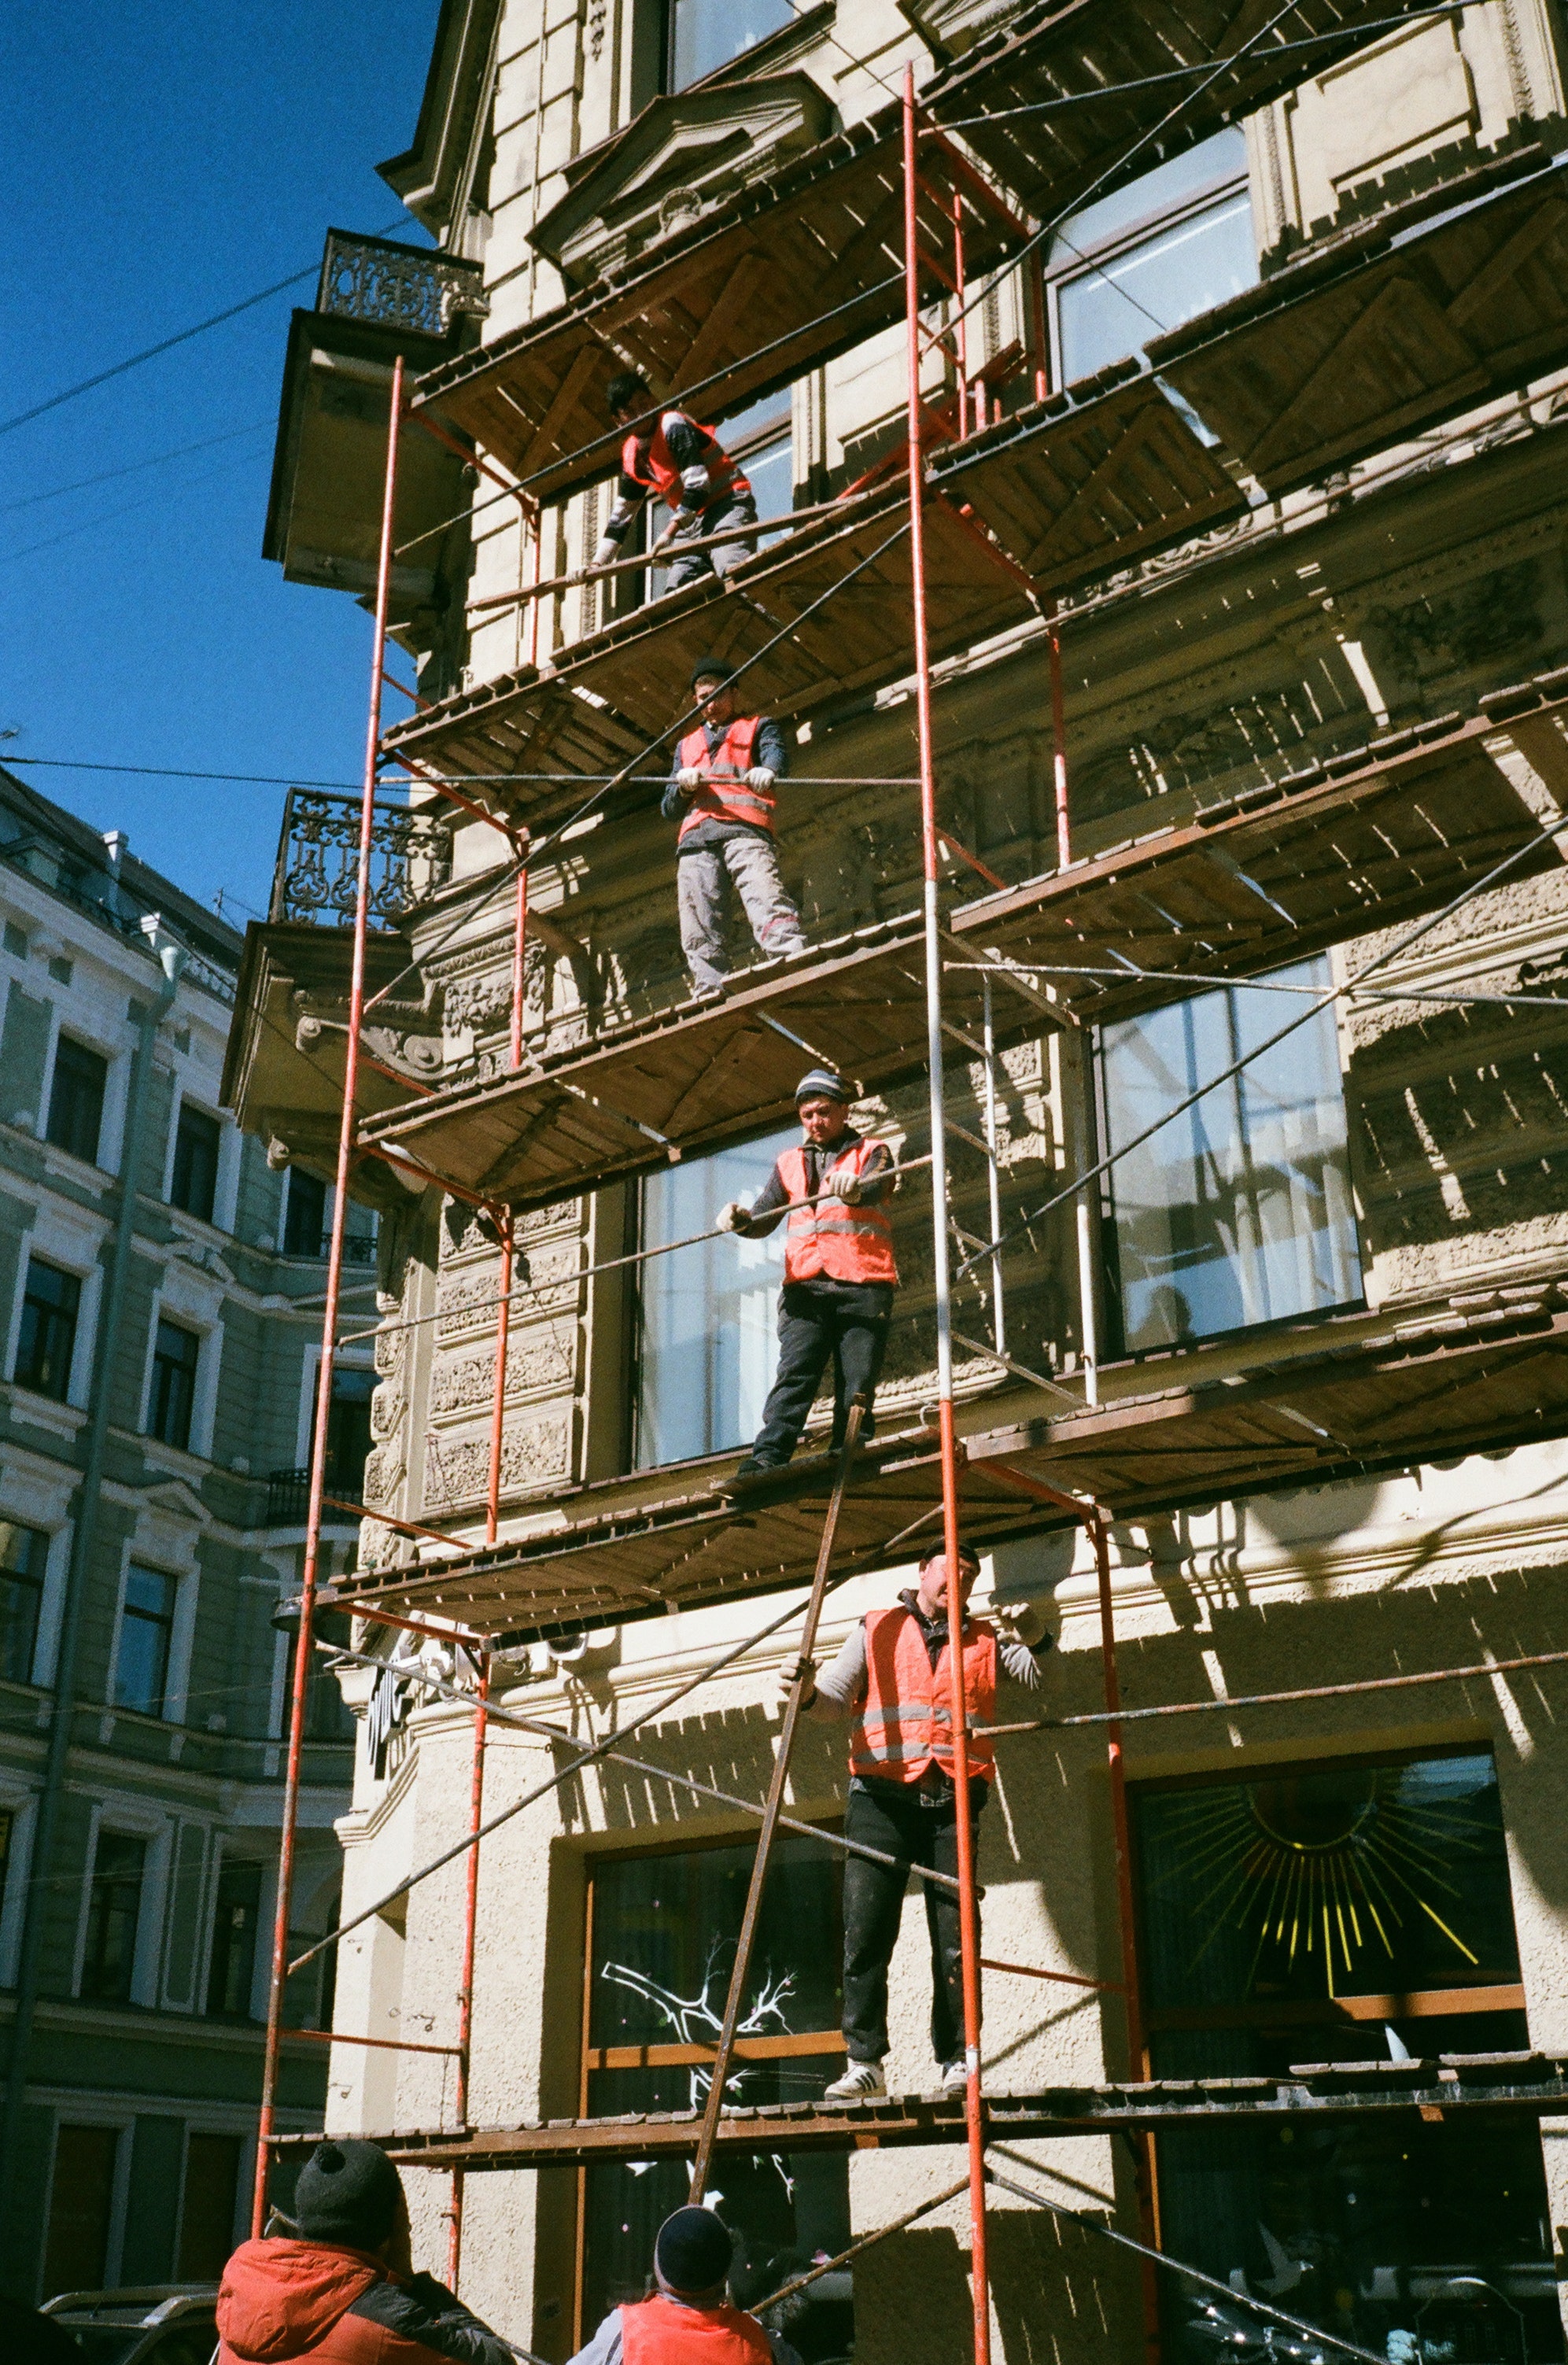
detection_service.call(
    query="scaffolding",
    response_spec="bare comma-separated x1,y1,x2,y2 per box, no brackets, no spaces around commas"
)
242,19,1568,2363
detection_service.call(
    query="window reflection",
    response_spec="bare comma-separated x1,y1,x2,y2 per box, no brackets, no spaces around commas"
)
669,0,794,92
1099,957,1361,1352
636,1123,793,1465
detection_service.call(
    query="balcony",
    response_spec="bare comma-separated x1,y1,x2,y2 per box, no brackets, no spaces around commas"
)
316,229,486,339
269,788,451,928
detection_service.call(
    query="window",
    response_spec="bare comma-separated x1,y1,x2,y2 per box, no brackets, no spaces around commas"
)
79,1831,146,2002
0,1806,13,1914
283,1168,327,1256
668,0,792,91
1134,1751,1561,2365
0,1518,47,1684
41,2123,120,2294
578,1835,850,2349
178,2130,242,2278
148,1317,201,1452
13,1256,81,1400
636,1124,794,1466
1098,956,1361,1354
171,1101,222,1223
206,1858,263,2018
45,1036,108,1164
1050,128,1257,391
326,1367,376,1498
113,1566,176,1717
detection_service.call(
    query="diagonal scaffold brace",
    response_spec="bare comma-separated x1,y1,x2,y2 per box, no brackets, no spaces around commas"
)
688,1396,868,2198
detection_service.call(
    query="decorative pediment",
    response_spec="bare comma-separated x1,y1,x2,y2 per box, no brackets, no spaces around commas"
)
529,76,836,288
140,1477,212,1531
898,0,1024,63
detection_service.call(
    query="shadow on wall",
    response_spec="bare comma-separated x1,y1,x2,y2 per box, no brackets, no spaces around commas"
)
850,2208,1138,2365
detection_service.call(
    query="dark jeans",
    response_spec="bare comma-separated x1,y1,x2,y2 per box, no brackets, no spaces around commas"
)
842,1776,987,2065
666,493,758,588
750,1279,892,1465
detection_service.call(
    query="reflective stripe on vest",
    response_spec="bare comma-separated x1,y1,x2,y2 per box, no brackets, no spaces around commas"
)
622,420,751,515
849,1604,998,1784
778,1138,898,1287
676,717,773,843
618,2294,774,2364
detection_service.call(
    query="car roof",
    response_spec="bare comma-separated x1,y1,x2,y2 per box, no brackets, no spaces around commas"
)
43,2286,219,2323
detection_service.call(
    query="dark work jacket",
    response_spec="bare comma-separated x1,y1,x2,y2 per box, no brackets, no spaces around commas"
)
216,2238,513,2365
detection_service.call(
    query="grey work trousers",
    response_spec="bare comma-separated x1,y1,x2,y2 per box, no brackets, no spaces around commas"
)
665,493,758,588
677,836,806,992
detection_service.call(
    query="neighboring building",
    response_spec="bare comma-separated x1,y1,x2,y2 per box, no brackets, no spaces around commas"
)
0,767,369,2300
233,3,1568,2361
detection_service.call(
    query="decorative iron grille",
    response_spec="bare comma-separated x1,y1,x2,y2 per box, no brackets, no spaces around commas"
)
271,789,452,927
316,230,488,338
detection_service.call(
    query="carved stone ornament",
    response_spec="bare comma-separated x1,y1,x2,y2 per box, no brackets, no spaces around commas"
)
422,1418,571,1508
528,75,835,287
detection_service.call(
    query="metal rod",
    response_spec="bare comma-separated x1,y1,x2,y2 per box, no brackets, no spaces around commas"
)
485,1215,513,1553
689,1402,866,2197
980,1957,1121,1992
287,2028,462,2057
252,351,407,2239
448,1647,491,2285
985,2157,1393,2365
906,68,991,2365
756,2171,973,2312
1047,602,1070,870
980,976,1005,1357
466,491,861,613
1074,1042,1100,1408
1091,1511,1161,2363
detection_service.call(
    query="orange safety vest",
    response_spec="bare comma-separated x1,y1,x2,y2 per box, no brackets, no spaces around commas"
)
778,1138,898,1287
622,419,751,515
676,716,774,843
850,1603,998,1784
618,2294,773,2363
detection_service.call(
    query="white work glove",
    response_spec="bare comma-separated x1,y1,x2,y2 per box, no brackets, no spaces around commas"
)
588,537,618,573
825,1166,864,1205
779,1656,817,1710
717,1201,751,1234
676,766,704,792
991,1601,1047,1648
745,766,777,791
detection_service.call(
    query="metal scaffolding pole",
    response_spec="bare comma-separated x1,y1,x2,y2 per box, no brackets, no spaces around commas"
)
251,352,408,2237
904,64,992,2365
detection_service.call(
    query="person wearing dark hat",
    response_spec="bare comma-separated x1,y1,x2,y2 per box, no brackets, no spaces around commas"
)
585,371,759,590
566,2205,802,2363
663,659,807,994
216,2137,512,2365
720,1071,897,1474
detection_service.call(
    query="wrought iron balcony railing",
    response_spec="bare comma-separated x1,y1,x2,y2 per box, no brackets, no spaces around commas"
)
270,788,452,927
316,229,488,339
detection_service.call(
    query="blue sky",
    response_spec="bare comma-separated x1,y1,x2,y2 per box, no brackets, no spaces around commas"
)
0,2,441,924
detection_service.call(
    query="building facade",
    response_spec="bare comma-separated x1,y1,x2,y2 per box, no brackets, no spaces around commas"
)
234,2,1568,2359
0,769,368,2301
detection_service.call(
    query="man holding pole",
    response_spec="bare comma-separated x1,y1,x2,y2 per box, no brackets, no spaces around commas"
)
589,371,759,589
665,658,807,994
720,1071,895,1474
786,1544,1050,2100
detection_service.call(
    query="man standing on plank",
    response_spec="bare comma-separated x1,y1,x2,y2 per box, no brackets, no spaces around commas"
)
589,371,759,588
665,658,807,994
720,1069,896,1472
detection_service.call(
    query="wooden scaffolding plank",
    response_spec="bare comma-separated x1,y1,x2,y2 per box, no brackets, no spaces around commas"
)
1151,154,1568,496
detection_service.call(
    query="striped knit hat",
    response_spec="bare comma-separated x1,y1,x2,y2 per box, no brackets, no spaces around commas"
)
795,1068,852,1104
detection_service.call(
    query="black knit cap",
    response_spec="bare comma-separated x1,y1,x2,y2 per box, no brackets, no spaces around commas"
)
690,657,737,691
293,2138,402,2248
655,2205,734,2295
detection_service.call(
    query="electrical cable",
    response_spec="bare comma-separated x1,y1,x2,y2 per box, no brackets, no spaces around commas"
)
0,419,273,516
0,432,275,566
0,219,409,439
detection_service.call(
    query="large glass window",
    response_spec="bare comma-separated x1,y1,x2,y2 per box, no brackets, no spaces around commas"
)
14,1256,81,1400
579,1835,850,2352
45,1037,108,1165
206,1858,263,2018
636,1124,793,1467
113,1565,176,1717
283,1168,327,1256
171,1101,222,1223
149,1317,201,1452
1050,129,1257,389
1099,957,1361,1353
1134,1751,1562,2365
80,1831,147,2002
0,1518,47,1684
669,0,793,91
327,1366,376,1497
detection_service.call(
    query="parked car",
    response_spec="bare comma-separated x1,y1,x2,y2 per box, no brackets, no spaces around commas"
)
39,2286,219,2365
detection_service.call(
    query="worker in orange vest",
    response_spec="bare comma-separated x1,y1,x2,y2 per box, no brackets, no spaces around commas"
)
664,659,807,994
566,2205,802,2364
788,1544,1050,2101
589,371,759,589
720,1070,895,1472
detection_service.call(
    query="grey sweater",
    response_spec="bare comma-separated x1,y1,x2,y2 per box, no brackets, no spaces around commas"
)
806,1589,1050,1728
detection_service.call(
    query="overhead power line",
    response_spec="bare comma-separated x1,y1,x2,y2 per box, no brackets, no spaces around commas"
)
0,217,409,440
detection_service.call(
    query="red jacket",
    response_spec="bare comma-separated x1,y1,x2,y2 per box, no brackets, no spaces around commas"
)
216,2239,511,2365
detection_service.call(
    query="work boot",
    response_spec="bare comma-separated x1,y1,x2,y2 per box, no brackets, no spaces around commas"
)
940,2057,970,2096
825,2059,887,2102
731,1453,788,1480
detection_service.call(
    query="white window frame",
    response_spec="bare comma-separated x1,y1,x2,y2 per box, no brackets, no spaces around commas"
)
71,1798,171,2009
139,1290,222,1464
163,1089,240,1235
6,1229,102,1412
105,1548,194,1727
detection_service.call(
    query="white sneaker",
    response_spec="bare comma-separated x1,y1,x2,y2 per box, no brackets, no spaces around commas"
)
940,2057,970,2095
825,2059,887,2102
